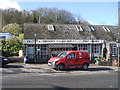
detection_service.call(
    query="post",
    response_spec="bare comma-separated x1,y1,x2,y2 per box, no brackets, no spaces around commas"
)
90,35,94,63
34,30,37,63
91,38,94,63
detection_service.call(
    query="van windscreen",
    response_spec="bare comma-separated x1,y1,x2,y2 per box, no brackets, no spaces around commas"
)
57,52,68,58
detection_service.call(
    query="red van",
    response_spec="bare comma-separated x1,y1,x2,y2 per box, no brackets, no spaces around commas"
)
48,51,90,70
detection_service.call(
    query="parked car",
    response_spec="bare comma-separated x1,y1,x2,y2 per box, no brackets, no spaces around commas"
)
0,56,9,67
48,51,90,70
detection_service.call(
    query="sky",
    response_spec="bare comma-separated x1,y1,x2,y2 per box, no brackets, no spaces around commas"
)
0,0,119,26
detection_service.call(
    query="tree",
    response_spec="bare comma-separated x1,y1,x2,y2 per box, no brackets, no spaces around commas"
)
1,35,24,57
2,23,22,35
16,34,24,43
1,7,90,25
36,8,76,24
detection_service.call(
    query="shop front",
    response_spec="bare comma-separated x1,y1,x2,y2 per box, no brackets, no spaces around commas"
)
24,39,104,63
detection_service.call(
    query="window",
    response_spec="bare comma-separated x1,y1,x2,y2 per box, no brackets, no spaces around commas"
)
0,36,6,40
103,27,110,32
93,44,99,53
78,44,89,51
79,53,82,58
57,52,68,58
76,25,84,31
28,47,34,54
111,44,117,56
47,25,55,31
67,53,75,59
89,26,95,31
28,45,34,47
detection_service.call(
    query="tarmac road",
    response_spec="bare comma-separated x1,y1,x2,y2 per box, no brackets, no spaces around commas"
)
1,63,119,89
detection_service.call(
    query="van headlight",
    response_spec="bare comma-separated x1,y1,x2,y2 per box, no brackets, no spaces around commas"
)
54,59,59,62
52,59,59,68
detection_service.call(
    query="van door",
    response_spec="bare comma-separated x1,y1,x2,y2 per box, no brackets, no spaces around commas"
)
65,53,80,67
78,52,90,67
77,53,85,67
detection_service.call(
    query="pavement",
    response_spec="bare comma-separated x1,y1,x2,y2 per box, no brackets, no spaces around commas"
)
1,63,119,76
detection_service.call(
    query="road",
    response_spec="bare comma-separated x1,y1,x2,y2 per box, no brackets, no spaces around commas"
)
1,63,119,89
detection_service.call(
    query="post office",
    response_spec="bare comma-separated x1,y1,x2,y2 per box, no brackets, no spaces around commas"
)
24,24,119,63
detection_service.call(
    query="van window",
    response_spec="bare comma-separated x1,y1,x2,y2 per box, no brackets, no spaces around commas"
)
79,53,82,58
67,53,75,59
57,52,68,58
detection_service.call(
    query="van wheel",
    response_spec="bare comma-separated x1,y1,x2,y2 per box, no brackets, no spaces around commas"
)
57,64,65,70
82,64,88,70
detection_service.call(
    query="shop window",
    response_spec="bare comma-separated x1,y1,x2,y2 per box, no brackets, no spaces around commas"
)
28,44,34,47
78,44,89,51
93,44,99,54
111,44,117,56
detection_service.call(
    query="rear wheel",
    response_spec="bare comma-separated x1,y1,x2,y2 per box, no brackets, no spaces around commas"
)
57,64,65,70
82,64,88,70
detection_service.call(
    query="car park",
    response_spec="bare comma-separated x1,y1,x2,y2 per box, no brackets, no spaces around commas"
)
48,51,90,70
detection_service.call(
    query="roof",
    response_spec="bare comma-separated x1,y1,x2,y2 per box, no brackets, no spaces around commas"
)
0,32,13,35
24,24,119,41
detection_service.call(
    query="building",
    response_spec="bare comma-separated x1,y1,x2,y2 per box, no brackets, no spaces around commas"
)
24,24,119,63
0,32,13,40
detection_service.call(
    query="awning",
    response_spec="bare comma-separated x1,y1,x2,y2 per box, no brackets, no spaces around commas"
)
49,44,74,48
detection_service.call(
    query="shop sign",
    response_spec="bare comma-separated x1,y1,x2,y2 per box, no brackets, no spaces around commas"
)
24,39,104,44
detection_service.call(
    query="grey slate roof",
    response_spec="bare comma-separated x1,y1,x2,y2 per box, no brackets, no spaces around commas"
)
24,24,119,41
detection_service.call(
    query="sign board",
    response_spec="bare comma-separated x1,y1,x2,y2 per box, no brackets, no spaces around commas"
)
23,39,104,44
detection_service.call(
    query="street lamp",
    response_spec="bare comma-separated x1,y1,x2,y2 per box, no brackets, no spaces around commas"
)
34,30,37,63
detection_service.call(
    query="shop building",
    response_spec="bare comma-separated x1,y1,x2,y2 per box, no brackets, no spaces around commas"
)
24,24,119,63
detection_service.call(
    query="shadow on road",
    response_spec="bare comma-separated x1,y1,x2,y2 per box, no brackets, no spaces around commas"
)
56,67,113,72
53,86,69,89
88,67,113,71
5,64,24,68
